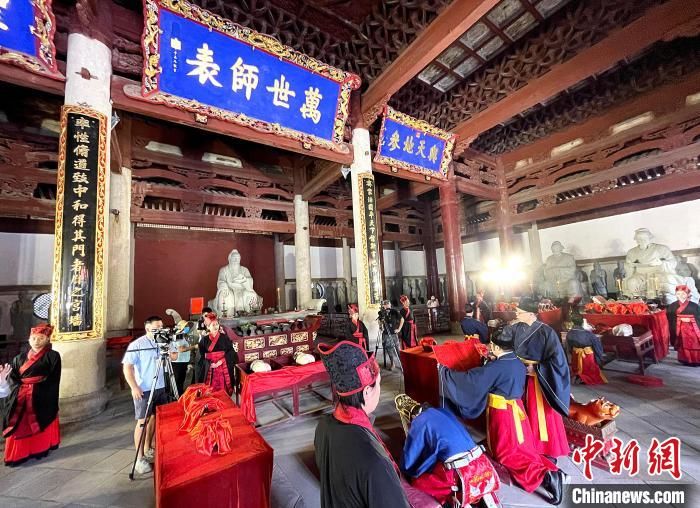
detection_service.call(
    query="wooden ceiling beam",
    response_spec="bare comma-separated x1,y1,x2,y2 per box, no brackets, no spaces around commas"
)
361,0,500,123
301,160,343,200
377,181,434,211
372,161,443,184
454,175,500,200
112,76,354,165
510,171,700,227
502,72,700,168
452,0,700,143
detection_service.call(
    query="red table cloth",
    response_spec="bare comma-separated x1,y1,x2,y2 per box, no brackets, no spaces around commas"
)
155,392,273,508
239,361,329,424
400,346,441,408
583,311,669,360
538,308,563,330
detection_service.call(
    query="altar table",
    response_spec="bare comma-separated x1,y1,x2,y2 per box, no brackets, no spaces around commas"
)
400,346,441,408
237,360,330,424
583,311,669,360
155,392,273,508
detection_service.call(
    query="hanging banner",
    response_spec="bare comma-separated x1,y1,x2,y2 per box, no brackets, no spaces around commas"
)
357,173,382,308
141,0,360,153
51,106,108,341
374,106,456,180
0,0,61,78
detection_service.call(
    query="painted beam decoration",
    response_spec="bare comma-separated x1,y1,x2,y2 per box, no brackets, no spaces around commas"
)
51,106,107,341
0,0,61,78
358,173,383,308
374,106,456,180
141,0,360,153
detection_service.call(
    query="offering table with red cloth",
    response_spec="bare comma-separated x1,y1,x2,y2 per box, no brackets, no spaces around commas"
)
237,359,331,425
400,346,441,408
155,391,273,508
583,311,669,361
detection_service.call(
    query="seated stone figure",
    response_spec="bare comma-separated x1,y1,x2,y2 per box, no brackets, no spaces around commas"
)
544,241,582,298
209,249,262,315
622,228,685,302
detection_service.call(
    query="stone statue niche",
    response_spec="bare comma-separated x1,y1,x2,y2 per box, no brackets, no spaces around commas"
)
209,249,263,315
621,228,688,302
543,241,582,299
590,262,608,297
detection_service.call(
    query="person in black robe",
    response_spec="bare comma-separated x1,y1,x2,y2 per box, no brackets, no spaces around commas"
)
438,330,565,504
460,303,489,344
506,300,570,459
196,313,238,396
345,304,369,352
315,341,413,508
398,295,418,349
471,289,492,323
0,324,61,466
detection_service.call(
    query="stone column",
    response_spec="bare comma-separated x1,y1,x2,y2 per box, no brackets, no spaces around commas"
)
393,241,403,302
52,27,113,422
350,127,380,346
528,221,543,266
294,195,312,309
274,234,286,311
342,237,353,304
106,168,133,335
439,176,468,327
423,200,440,300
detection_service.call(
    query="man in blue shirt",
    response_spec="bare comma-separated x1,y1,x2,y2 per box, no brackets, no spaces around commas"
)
460,304,489,344
122,316,177,474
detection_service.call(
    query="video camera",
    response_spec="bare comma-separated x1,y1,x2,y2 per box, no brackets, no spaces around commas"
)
377,308,390,322
151,320,194,346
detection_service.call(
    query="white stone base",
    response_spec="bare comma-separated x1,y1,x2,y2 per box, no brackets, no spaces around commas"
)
53,338,109,422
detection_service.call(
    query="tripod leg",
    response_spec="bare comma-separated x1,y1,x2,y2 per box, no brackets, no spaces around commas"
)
129,359,164,480
164,357,180,401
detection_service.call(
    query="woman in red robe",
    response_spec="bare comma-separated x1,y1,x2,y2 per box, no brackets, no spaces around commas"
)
196,313,238,396
346,304,369,352
0,324,61,466
667,285,700,366
398,295,418,349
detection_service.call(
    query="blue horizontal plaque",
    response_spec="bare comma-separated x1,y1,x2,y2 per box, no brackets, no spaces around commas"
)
142,0,360,153
0,0,60,77
374,106,456,180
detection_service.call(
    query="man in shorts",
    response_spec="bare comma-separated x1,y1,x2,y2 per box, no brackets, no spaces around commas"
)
122,315,177,474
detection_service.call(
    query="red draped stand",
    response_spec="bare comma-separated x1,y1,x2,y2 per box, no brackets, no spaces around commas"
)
400,346,441,408
583,312,669,360
155,391,273,508
237,360,330,424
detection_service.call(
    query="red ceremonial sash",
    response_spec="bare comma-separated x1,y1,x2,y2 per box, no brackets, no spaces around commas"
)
4,347,50,438
207,331,220,353
352,320,367,350
204,350,232,396
333,404,400,474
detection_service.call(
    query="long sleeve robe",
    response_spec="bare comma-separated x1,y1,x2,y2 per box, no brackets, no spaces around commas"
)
667,300,700,365
196,331,238,391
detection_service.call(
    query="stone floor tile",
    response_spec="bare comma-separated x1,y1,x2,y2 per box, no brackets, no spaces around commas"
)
90,450,138,474
0,497,63,507
41,471,116,504
37,446,119,471
4,468,83,500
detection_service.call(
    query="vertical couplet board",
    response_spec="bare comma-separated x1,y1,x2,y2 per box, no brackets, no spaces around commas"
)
357,173,382,309
51,106,108,340
374,106,456,180
0,0,62,78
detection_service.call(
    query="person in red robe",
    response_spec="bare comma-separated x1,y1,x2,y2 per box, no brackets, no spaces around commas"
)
439,329,565,505
196,313,238,396
345,304,369,352
667,285,700,366
507,300,570,461
0,324,61,466
567,316,607,385
398,295,418,349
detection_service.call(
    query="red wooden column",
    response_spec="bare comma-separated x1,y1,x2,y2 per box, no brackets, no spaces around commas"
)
423,199,440,300
439,176,468,324
496,159,513,258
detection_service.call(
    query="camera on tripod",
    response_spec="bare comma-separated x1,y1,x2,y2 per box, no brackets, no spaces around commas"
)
377,308,390,322
151,327,177,345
